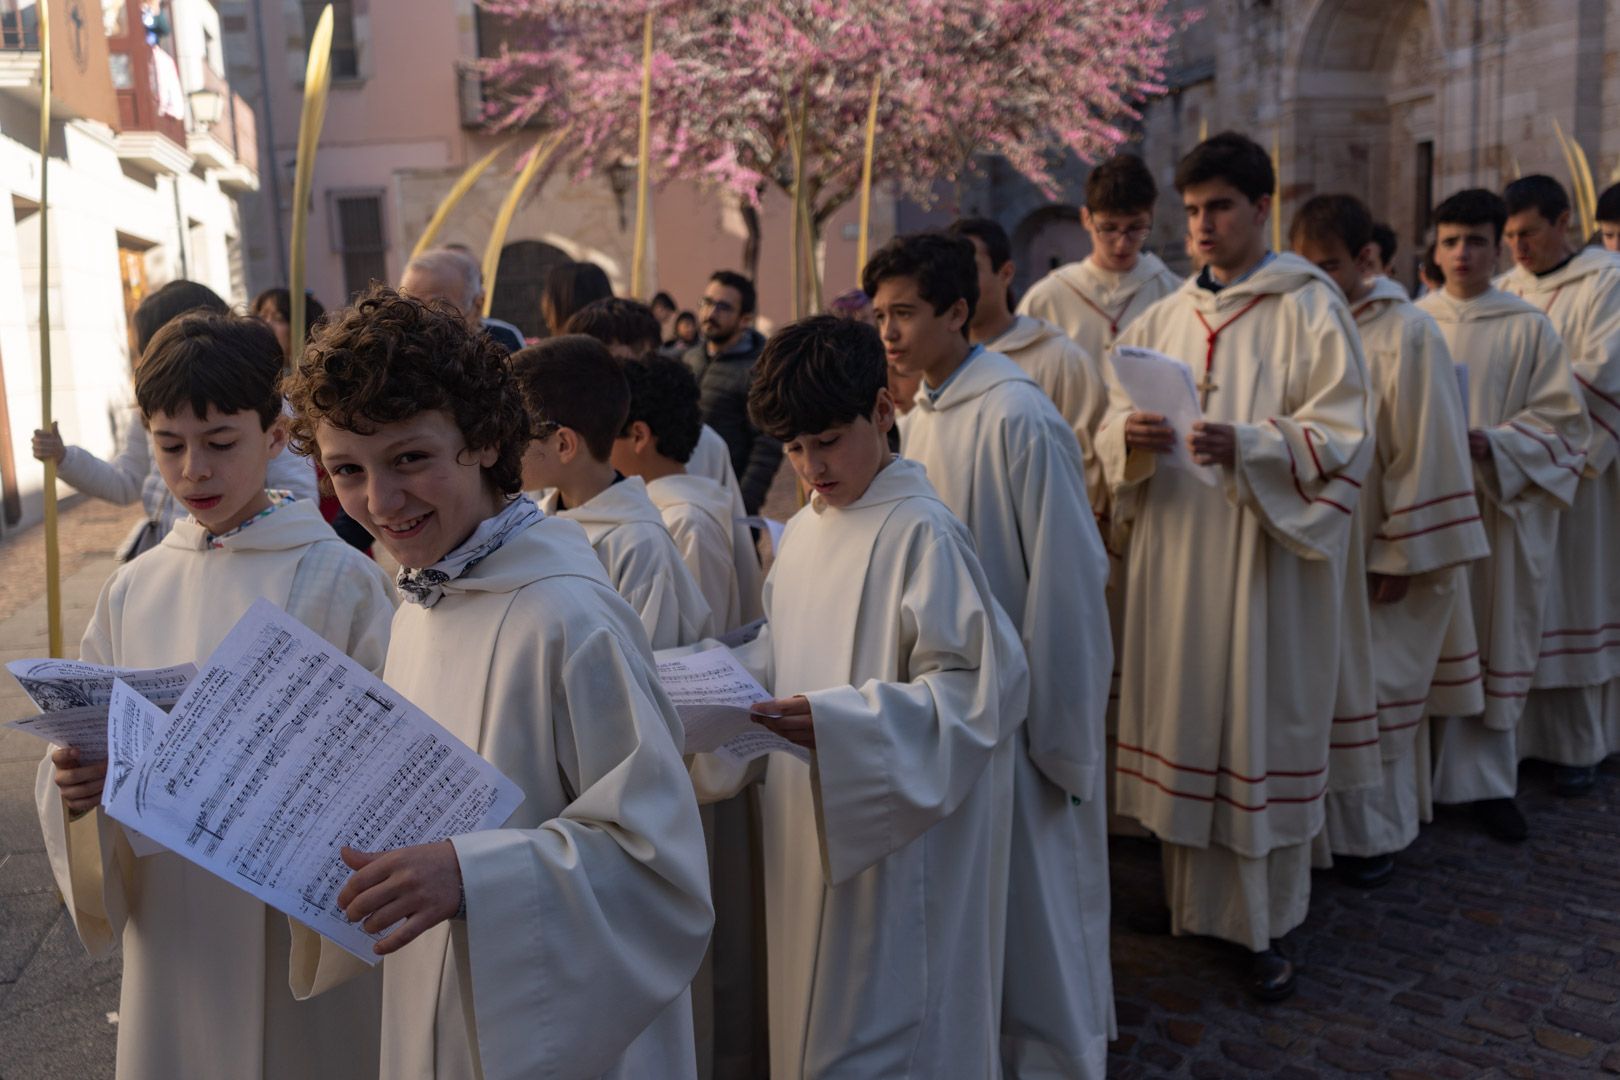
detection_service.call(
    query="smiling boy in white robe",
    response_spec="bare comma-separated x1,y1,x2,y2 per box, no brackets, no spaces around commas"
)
511,335,715,650
283,286,712,1080
38,312,396,1080
709,313,1026,1078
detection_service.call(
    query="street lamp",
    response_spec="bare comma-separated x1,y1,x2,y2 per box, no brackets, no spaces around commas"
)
187,87,224,129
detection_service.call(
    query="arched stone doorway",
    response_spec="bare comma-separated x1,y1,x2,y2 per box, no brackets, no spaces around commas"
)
1286,0,1445,290
1012,205,1089,297
490,239,571,341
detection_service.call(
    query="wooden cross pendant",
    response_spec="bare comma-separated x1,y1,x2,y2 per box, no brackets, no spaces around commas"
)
1196,374,1217,410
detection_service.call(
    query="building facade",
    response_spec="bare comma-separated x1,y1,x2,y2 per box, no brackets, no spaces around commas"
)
0,0,259,536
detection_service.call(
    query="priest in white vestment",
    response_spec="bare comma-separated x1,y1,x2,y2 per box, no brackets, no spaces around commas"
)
1498,176,1620,793
869,231,1115,1075
705,314,1028,1078
1292,195,1490,888
1416,188,1590,843
1096,133,1371,1000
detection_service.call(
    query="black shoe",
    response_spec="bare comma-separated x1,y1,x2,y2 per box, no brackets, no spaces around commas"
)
1335,853,1395,889
1474,797,1529,842
1249,945,1296,1002
1554,765,1598,797
1124,904,1172,936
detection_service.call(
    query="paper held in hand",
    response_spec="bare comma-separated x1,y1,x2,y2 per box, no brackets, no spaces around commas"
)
1108,345,1219,486
656,645,810,765
4,659,198,760
99,599,525,963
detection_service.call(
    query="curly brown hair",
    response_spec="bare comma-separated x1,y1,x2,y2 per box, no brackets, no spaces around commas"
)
284,284,529,495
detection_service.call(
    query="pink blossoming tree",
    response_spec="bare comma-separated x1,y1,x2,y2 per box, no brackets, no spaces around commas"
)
476,0,1182,305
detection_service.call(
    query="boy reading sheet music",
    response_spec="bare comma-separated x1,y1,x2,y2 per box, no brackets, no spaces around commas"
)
696,315,1028,1077
37,313,396,1080
283,287,711,1080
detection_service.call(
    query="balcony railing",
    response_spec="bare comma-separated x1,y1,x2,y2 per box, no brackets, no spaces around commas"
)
0,0,38,52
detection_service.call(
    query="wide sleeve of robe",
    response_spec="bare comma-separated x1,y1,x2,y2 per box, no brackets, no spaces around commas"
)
1566,273,1620,476
1002,400,1113,803
1480,318,1590,515
1229,288,1372,563
807,528,1029,886
450,623,713,1080
1368,316,1490,576
612,527,715,649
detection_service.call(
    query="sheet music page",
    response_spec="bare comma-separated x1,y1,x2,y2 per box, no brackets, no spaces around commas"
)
6,659,197,712
100,600,525,963
656,646,809,765
1108,345,1219,486
5,707,113,760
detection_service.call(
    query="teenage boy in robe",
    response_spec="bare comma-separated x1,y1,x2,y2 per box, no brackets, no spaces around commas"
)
283,285,713,1079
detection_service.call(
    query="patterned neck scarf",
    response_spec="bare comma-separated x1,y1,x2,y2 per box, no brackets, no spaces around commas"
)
205,490,293,549
396,496,542,608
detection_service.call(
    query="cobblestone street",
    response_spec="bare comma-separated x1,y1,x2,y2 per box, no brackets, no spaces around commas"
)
2,498,1619,1078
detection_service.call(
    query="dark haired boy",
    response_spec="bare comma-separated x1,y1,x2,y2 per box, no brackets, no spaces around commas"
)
950,216,1106,503
1598,181,1620,253
1292,194,1488,887
512,335,715,648
867,230,1115,1071
1371,221,1401,282
709,313,1026,1077
684,270,781,515
1095,131,1372,999
39,311,395,1080
1020,153,1181,367
612,353,764,630
1497,176,1620,794
1415,190,1589,839
283,286,711,1078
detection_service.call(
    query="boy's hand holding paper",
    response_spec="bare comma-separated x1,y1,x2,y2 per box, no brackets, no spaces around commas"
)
1109,345,1220,484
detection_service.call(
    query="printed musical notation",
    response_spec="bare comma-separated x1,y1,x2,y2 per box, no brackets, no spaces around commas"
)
4,660,198,760
100,600,524,963
656,645,809,766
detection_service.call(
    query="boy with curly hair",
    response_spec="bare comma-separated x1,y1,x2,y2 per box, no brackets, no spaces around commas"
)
38,312,395,1080
282,285,712,1078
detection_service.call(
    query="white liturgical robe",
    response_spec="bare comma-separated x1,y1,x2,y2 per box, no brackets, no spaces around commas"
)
902,350,1115,1078
1019,252,1183,369
646,471,764,631
293,514,712,1080
1097,254,1371,949
36,499,396,1080
1323,278,1490,858
539,476,715,649
1499,249,1620,764
1416,288,1590,737
720,456,1027,1078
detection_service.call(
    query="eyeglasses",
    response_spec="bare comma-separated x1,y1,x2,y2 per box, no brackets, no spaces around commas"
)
698,297,736,314
1093,224,1152,240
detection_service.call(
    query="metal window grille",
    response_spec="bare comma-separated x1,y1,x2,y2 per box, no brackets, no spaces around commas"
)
330,191,387,302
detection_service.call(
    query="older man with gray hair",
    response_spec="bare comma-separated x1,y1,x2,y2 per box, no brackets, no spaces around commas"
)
399,246,525,351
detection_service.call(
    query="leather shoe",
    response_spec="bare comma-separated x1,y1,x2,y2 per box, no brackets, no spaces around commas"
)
1554,764,1598,797
1335,853,1395,889
1474,797,1528,842
1249,946,1295,1002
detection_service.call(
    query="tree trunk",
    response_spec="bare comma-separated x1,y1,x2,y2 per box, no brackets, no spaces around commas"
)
741,200,762,282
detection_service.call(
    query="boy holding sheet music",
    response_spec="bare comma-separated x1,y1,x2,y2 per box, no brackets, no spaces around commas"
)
283,285,712,1079
36,312,397,1080
699,314,1028,1076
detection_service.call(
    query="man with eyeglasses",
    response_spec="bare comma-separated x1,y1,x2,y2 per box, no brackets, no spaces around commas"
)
683,270,782,515
1020,153,1182,371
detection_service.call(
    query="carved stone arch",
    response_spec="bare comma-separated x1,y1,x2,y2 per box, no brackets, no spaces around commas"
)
1289,0,1448,99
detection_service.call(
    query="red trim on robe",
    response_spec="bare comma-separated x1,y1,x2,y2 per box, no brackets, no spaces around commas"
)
1113,740,1327,782
1543,621,1620,638
1115,766,1328,812
1268,419,1354,514
1386,489,1475,516
1506,421,1585,477
1576,372,1620,414
1374,514,1484,542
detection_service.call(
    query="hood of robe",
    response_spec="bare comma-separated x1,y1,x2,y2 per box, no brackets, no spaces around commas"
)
537,476,668,540
1351,275,1412,325
1420,286,1541,325
1054,251,1177,306
645,471,734,530
988,314,1068,356
810,454,936,515
1178,252,1340,315
431,513,609,597
911,349,1039,414
1499,245,1620,296
162,496,337,553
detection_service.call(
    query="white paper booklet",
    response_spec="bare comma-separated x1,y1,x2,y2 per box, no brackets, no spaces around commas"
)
100,599,525,963
1108,345,1219,486
5,660,198,760
656,645,810,765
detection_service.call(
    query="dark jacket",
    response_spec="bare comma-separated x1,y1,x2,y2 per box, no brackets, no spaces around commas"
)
684,328,781,514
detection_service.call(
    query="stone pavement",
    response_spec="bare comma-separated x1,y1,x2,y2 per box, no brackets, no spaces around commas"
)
3,494,1620,1079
